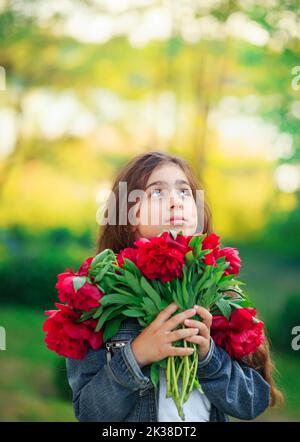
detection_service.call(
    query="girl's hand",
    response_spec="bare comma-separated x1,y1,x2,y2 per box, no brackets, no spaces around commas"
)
183,305,212,361
131,302,201,368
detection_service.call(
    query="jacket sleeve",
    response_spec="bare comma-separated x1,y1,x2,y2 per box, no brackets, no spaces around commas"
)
196,337,271,420
65,337,152,422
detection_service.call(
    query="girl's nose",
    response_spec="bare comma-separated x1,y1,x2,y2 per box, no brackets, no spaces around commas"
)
169,189,184,208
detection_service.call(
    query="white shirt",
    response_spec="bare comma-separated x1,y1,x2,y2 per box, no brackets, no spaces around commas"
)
157,366,211,422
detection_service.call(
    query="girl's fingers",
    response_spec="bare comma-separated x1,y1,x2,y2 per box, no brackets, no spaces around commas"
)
155,302,179,327
184,319,210,340
168,346,195,357
184,335,207,346
194,305,213,329
168,326,200,343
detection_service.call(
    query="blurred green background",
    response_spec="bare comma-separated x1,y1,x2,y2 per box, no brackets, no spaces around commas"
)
0,0,300,422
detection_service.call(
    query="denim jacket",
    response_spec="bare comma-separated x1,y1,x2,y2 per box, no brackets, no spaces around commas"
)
65,317,271,422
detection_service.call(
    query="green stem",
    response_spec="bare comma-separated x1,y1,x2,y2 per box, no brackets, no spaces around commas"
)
179,336,191,411
175,356,185,384
166,356,171,397
170,355,179,400
184,344,199,401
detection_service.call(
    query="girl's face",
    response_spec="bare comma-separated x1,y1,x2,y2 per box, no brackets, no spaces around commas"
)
133,162,198,239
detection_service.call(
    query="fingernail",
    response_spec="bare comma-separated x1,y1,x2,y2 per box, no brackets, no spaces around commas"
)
194,305,199,308
185,319,190,324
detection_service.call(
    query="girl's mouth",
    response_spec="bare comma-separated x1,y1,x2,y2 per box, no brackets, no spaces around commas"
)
169,217,186,225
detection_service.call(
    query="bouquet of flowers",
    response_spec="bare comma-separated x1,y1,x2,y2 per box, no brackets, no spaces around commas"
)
43,229,265,420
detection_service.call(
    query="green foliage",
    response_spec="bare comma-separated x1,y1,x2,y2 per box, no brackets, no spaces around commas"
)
0,226,94,309
53,357,73,402
269,293,300,355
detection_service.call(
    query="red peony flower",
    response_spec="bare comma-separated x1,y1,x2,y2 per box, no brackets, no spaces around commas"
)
202,233,221,266
42,303,103,359
77,256,94,276
216,247,241,276
56,258,104,311
210,307,265,359
134,231,190,282
165,232,194,255
116,247,138,268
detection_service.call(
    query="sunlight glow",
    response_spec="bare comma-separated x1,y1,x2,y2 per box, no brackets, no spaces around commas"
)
274,164,300,193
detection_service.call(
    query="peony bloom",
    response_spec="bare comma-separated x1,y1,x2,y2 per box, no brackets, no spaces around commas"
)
56,258,104,311
77,256,94,276
201,233,221,266
116,247,138,268
210,307,265,359
42,303,103,359
216,247,241,276
133,231,191,282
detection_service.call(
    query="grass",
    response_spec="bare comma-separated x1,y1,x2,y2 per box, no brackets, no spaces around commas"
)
0,305,76,421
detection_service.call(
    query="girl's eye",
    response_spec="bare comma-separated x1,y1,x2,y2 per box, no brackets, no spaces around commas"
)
150,189,165,198
180,188,192,197
150,188,192,198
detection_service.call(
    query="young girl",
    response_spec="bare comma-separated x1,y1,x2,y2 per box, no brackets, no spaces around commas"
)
66,150,284,422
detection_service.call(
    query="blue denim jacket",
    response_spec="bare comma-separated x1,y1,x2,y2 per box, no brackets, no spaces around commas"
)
65,317,271,422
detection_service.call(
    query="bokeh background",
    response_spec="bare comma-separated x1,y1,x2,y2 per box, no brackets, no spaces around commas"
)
0,0,300,422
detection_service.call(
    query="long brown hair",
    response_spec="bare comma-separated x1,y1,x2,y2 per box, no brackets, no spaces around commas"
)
242,318,285,408
95,150,284,410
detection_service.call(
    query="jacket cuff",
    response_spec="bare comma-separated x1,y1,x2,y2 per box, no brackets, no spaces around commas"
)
197,336,215,368
197,336,225,379
107,337,151,391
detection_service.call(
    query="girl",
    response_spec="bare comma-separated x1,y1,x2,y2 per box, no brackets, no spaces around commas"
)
66,150,284,422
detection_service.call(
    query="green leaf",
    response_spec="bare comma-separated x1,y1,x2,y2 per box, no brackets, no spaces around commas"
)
182,269,189,307
114,286,135,296
175,278,183,306
184,250,195,266
94,305,122,331
212,269,226,285
140,277,162,310
122,309,144,317
188,234,206,255
231,280,247,286
103,316,126,342
215,298,232,319
200,283,219,308
91,249,116,267
93,263,112,283
194,265,213,292
124,270,143,296
73,276,86,292
218,274,235,288
92,305,104,319
100,293,140,306
78,310,94,322
123,258,141,278
159,299,169,310
150,362,160,390
172,289,184,310
141,296,158,315
228,298,255,308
